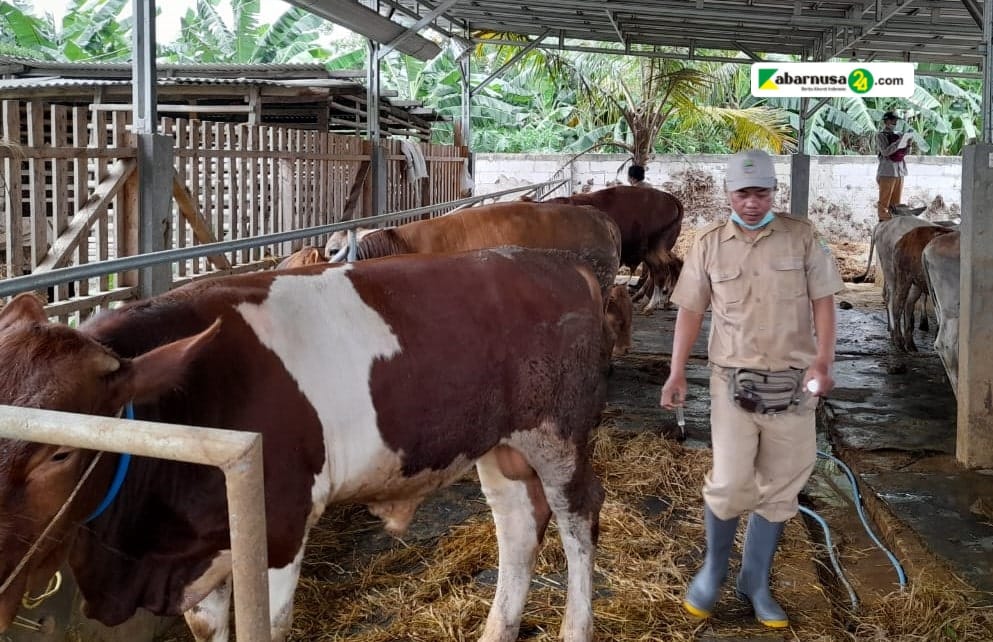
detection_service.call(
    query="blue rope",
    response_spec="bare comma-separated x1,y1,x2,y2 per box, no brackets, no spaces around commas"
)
84,403,133,523
798,505,860,610
816,449,908,589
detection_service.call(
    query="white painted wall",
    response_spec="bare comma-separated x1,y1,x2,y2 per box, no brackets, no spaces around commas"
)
472,153,962,244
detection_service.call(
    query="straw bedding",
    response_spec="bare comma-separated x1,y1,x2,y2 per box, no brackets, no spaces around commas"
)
155,428,992,641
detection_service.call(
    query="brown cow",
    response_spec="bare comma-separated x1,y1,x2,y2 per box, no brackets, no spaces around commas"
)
0,248,607,642
891,225,954,351
545,186,684,311
275,245,324,269
606,284,633,357
354,201,621,295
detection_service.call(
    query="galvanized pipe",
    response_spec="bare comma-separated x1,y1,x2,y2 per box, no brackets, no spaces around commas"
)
0,405,271,641
0,181,558,299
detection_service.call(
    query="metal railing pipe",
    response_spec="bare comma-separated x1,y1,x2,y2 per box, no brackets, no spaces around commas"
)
0,181,559,299
0,405,271,641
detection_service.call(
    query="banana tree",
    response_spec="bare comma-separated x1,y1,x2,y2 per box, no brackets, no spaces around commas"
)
1,0,132,61
160,0,325,64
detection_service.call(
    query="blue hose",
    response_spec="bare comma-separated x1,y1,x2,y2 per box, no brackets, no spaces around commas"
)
815,449,908,590
798,505,860,610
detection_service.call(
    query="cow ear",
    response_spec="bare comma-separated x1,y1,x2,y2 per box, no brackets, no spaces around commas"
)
125,319,222,402
0,293,48,333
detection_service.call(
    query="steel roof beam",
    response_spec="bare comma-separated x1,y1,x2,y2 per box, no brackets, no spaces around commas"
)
377,0,457,59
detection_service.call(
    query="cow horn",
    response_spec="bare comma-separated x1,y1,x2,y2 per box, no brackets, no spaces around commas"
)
330,245,348,262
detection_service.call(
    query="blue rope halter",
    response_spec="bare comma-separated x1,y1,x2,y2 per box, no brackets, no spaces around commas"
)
84,403,134,523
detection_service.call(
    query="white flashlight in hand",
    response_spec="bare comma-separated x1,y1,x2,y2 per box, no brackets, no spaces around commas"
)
806,379,820,395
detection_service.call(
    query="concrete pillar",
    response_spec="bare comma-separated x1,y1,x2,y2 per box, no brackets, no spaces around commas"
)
957,143,993,469
137,133,174,298
789,153,810,217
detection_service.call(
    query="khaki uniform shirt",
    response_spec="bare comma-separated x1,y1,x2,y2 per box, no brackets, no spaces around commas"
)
671,215,845,372
876,129,908,178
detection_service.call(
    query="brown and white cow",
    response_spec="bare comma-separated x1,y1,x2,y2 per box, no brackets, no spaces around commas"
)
545,186,684,311
0,248,608,642
890,225,954,351
922,231,960,395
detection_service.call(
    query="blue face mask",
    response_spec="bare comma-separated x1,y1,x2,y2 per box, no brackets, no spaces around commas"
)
731,210,775,231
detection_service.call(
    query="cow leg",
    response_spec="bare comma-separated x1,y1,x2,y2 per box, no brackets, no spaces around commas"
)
476,446,551,642
888,277,907,350
516,432,602,641
267,548,306,641
631,265,653,303
184,578,232,642
918,293,930,332
903,285,921,352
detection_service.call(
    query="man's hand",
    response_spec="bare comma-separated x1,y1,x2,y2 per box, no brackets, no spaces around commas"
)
802,362,834,397
660,373,688,409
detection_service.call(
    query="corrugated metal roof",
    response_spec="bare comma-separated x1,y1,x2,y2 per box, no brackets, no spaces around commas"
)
376,0,984,70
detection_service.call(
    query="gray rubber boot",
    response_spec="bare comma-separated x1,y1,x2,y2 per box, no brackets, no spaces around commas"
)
736,512,789,628
682,505,739,619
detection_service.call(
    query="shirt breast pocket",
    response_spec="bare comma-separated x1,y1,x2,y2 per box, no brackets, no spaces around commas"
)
772,257,807,298
711,267,744,306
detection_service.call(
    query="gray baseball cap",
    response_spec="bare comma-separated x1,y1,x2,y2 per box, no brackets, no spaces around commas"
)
726,149,777,191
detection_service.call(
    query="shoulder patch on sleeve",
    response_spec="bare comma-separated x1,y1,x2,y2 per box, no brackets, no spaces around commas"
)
697,220,725,237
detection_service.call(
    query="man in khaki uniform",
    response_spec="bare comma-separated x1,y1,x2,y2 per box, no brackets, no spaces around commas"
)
660,149,844,628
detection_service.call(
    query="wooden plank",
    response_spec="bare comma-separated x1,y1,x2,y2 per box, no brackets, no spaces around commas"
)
91,110,109,290
247,125,260,261
35,159,136,273
278,128,293,256
43,286,137,318
233,124,246,264
173,118,188,277
72,106,90,314
193,120,206,275
0,147,136,160
212,122,225,266
118,127,141,290
26,101,47,272
51,105,70,310
341,160,370,222
1,101,24,278
172,148,368,161
172,171,232,270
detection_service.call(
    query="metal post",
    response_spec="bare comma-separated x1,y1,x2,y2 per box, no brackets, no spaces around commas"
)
137,134,174,297
367,39,386,216
132,0,157,135
984,0,993,143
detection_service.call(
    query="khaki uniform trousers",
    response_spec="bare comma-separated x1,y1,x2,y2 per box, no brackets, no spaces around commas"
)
703,368,817,523
877,176,904,221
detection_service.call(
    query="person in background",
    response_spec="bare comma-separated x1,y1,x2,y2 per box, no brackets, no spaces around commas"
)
876,111,910,221
659,149,844,629
627,164,647,187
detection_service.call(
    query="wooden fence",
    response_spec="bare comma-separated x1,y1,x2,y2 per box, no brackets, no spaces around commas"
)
0,100,468,321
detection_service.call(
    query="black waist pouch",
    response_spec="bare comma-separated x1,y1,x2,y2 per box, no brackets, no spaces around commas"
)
730,368,804,414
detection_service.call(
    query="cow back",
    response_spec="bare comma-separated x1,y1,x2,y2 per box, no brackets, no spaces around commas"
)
548,186,684,269
356,201,621,295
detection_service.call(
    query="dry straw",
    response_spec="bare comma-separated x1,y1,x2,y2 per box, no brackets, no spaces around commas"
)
154,428,991,641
